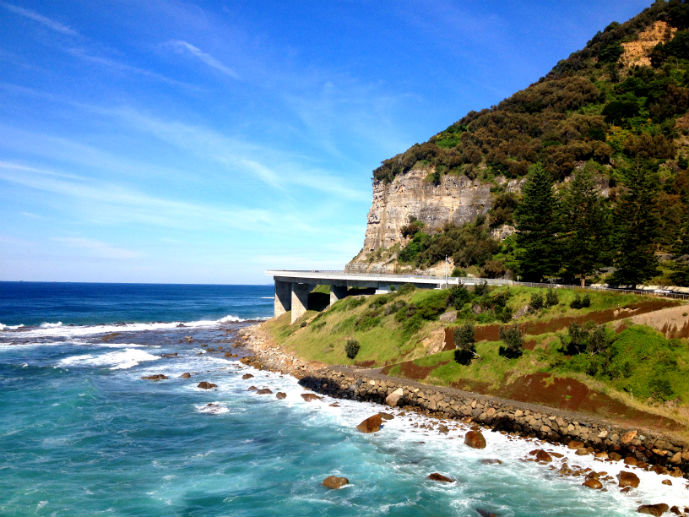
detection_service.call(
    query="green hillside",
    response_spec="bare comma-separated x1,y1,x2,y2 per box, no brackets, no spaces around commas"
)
373,1,689,287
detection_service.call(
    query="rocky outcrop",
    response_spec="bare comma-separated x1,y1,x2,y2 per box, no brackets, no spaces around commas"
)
322,476,349,489
356,414,383,433
620,21,676,68
347,168,513,273
197,381,217,389
637,503,669,516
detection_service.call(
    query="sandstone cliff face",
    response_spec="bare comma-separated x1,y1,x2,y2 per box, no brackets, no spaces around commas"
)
347,167,507,273
620,20,676,68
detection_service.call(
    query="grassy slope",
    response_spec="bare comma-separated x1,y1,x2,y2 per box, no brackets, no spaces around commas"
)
265,285,689,426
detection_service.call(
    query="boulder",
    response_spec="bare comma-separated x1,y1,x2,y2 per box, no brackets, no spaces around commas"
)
184,336,193,343
160,353,178,358
568,440,585,449
180,372,191,379
257,388,273,395
464,430,486,449
197,381,217,389
141,374,168,381
322,476,348,489
386,388,404,407
618,471,640,488
276,392,287,400
357,414,383,433
479,459,503,465
637,504,669,516
242,373,254,380
439,311,457,323
437,424,449,434
427,473,454,483
378,412,394,421
529,449,552,463
302,393,323,402
583,478,603,489
621,430,637,444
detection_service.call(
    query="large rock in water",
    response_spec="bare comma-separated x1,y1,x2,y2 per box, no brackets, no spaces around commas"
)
141,374,168,381
256,388,273,395
385,388,404,407
301,393,322,402
583,478,603,489
276,392,287,400
428,473,454,483
322,476,349,489
197,381,217,389
618,471,640,488
464,430,486,449
179,372,191,379
357,414,383,433
637,504,669,516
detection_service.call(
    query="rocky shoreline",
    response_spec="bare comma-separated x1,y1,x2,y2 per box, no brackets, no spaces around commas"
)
237,324,689,483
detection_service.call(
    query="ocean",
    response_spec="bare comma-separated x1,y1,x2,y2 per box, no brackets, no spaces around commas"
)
0,282,682,516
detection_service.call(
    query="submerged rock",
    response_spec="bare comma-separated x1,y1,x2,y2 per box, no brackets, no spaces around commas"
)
197,381,217,389
301,393,322,402
180,372,191,379
356,414,383,433
464,430,486,449
242,373,254,380
530,449,553,463
428,472,454,483
141,374,168,381
257,388,273,395
378,412,394,421
183,336,193,343
480,459,503,465
618,470,640,488
322,476,348,489
160,353,178,358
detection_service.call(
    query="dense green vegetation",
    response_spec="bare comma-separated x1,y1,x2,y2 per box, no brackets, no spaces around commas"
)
387,1,689,286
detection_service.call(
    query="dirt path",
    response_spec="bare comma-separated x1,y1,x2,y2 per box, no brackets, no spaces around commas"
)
628,304,689,338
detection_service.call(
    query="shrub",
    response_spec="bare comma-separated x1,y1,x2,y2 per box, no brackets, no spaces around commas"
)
498,305,513,323
454,324,476,365
564,321,589,355
570,294,591,309
545,288,559,307
345,339,360,359
473,281,488,296
451,267,467,277
562,321,611,356
499,325,524,359
530,292,544,311
448,285,471,309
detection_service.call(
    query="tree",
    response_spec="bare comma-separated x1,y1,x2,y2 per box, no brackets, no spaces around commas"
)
610,161,661,288
453,324,476,365
514,164,561,281
560,163,612,286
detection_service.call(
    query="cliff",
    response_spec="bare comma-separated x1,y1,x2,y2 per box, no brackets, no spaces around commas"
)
348,0,689,283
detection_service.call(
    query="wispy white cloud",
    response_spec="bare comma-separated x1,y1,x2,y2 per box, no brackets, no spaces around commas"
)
53,237,142,260
0,160,314,233
1,2,77,36
66,48,194,89
167,40,239,79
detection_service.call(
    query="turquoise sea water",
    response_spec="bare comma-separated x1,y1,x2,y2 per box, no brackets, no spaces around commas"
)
0,282,680,516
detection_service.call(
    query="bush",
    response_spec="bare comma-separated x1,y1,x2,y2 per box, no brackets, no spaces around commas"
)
562,321,611,356
530,292,544,310
545,288,559,307
453,324,476,365
499,325,524,359
345,339,360,359
498,305,513,323
448,285,471,309
473,281,488,296
451,267,467,277
564,321,589,355
570,294,591,309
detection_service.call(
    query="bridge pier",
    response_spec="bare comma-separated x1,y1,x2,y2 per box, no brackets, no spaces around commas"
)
291,282,315,324
274,280,292,318
329,285,347,307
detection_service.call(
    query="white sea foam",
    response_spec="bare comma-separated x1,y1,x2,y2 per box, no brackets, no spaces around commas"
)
0,314,248,339
57,348,160,370
0,339,146,352
0,322,25,330
194,402,230,415
204,362,689,514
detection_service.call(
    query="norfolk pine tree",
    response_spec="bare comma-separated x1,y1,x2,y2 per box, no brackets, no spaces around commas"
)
514,164,561,282
610,161,661,288
560,163,612,287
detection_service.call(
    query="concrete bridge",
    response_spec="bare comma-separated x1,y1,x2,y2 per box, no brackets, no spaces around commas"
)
265,270,689,324
266,270,468,323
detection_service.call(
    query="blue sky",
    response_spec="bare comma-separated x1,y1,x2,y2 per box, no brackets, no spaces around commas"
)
0,0,650,284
